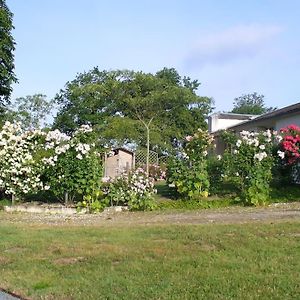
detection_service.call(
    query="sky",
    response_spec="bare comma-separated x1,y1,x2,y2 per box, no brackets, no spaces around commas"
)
6,0,300,113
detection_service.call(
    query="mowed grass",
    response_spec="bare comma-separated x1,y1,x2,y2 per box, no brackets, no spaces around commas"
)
0,221,300,299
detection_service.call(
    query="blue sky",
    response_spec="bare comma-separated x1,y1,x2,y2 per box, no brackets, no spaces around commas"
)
7,0,300,112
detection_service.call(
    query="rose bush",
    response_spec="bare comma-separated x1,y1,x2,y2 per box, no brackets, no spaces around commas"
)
277,124,300,183
278,124,300,164
222,130,279,205
167,129,213,199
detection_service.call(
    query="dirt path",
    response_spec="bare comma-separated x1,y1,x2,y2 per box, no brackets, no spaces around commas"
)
1,202,300,227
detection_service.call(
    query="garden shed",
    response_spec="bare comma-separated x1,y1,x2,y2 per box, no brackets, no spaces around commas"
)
104,148,135,179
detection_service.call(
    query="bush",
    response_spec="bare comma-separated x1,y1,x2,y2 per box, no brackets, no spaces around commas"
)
207,155,224,194
148,163,166,181
166,129,213,199
0,122,51,198
278,124,300,164
0,122,103,204
42,125,103,203
103,168,157,211
277,124,300,184
221,130,277,206
77,189,109,213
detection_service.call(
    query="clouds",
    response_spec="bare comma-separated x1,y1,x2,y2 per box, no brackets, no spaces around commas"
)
185,24,283,69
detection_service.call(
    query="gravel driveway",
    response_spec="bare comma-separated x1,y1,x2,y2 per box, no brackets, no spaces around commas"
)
1,202,299,227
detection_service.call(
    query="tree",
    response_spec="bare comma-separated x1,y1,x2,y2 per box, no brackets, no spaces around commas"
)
0,0,17,116
54,68,212,154
6,94,55,129
231,93,275,115
120,71,176,174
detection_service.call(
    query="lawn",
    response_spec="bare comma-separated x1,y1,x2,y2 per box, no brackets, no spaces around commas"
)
0,219,299,299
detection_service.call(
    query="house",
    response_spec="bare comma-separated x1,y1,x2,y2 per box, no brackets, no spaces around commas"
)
209,102,300,154
104,147,135,179
208,112,257,133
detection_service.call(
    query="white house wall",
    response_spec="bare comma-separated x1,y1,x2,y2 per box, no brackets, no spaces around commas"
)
275,114,300,131
209,115,249,133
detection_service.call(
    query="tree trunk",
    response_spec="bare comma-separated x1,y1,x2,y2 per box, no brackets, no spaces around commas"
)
64,191,69,206
11,194,15,206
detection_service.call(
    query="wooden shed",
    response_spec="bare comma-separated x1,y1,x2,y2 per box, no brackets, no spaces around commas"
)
104,148,135,179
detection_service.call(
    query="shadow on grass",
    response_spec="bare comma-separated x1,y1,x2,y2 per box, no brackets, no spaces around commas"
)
270,184,300,203
154,180,178,200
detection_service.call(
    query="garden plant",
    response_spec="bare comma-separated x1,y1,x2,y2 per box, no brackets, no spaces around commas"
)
167,129,213,199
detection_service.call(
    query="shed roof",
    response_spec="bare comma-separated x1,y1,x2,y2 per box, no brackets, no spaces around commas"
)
113,147,134,155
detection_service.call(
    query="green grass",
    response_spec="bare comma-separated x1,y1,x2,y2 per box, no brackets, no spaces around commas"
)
0,220,299,299
0,198,11,210
270,184,300,203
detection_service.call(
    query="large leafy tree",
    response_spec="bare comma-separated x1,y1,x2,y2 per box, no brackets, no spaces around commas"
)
6,94,55,129
0,0,17,116
231,92,275,115
54,67,212,153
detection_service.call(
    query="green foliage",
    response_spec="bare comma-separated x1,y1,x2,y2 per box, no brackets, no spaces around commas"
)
167,159,209,199
231,92,275,115
148,163,166,181
166,129,213,199
77,189,109,213
222,130,276,205
0,0,17,113
103,175,131,206
103,168,157,211
45,150,102,203
207,155,224,194
54,68,212,153
269,184,300,203
44,129,103,203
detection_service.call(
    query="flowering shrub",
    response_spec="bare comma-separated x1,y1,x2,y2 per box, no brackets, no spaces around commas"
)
277,124,300,183
104,168,157,210
43,125,102,203
0,122,51,198
167,129,213,199
0,122,102,204
222,130,278,205
148,163,166,181
278,124,300,165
